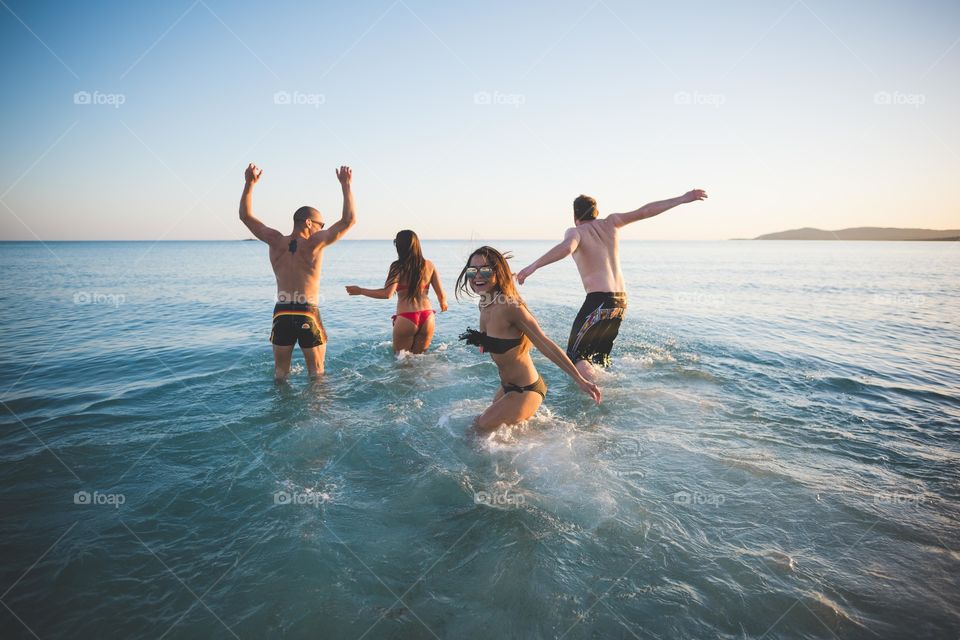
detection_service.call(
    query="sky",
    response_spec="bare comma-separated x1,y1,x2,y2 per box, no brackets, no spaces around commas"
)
0,0,958,241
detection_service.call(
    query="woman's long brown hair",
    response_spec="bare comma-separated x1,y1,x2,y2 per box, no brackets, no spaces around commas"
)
388,230,427,302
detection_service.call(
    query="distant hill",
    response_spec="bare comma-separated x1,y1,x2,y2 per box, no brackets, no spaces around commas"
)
753,227,960,241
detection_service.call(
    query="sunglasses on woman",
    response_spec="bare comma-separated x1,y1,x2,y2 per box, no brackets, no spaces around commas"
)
464,266,494,279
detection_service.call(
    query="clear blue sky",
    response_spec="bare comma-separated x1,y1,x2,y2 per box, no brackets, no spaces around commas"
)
1,0,958,240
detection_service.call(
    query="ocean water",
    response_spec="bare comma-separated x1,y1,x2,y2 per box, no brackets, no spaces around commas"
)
1,239,958,639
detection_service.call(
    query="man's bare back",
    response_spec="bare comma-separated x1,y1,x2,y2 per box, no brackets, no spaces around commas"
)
566,218,625,293
239,163,357,378
270,230,325,305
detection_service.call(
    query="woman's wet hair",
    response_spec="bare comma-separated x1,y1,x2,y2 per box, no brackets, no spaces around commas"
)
573,194,598,221
456,246,529,352
389,230,426,301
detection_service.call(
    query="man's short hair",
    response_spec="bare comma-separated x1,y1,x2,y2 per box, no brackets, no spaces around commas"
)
573,195,598,221
293,206,320,224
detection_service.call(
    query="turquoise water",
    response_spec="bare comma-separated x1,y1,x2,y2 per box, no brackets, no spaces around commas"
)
1,239,958,639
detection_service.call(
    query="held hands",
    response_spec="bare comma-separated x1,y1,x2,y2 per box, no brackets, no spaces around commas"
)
345,286,361,296
577,378,601,404
516,265,535,285
245,163,263,185
682,189,707,203
336,165,352,187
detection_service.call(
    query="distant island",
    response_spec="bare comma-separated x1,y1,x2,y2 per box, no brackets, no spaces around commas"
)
751,227,960,241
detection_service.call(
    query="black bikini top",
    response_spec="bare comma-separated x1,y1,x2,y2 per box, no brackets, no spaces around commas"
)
459,328,522,354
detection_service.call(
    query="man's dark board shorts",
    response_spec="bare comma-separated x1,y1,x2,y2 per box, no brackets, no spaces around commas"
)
270,303,326,348
566,292,627,367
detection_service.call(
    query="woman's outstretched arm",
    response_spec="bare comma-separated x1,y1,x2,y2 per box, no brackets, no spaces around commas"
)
508,304,601,403
346,267,399,300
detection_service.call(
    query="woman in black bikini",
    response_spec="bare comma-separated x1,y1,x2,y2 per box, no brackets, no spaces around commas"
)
346,230,448,353
456,246,600,431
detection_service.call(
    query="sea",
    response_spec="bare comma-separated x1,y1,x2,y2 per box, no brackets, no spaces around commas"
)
1,239,958,639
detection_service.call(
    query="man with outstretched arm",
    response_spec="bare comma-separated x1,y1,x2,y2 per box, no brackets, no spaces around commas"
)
516,189,707,380
239,163,356,380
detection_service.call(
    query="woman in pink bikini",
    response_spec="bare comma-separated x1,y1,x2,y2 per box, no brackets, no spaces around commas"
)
346,230,448,354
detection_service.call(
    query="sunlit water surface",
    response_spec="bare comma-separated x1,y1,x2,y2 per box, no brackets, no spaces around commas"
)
1,240,958,638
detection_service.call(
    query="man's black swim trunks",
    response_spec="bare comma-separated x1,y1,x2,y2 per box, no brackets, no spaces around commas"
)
566,292,627,367
270,303,326,348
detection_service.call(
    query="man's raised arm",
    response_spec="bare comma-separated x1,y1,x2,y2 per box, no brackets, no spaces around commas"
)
317,165,356,246
239,163,283,244
607,189,707,228
516,227,580,285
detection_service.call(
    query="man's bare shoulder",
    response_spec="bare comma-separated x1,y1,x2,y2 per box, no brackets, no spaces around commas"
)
595,217,620,237
574,219,613,237
295,231,329,253
266,233,291,252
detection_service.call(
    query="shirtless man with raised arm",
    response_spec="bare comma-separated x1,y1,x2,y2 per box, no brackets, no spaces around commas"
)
239,163,356,380
516,189,707,380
